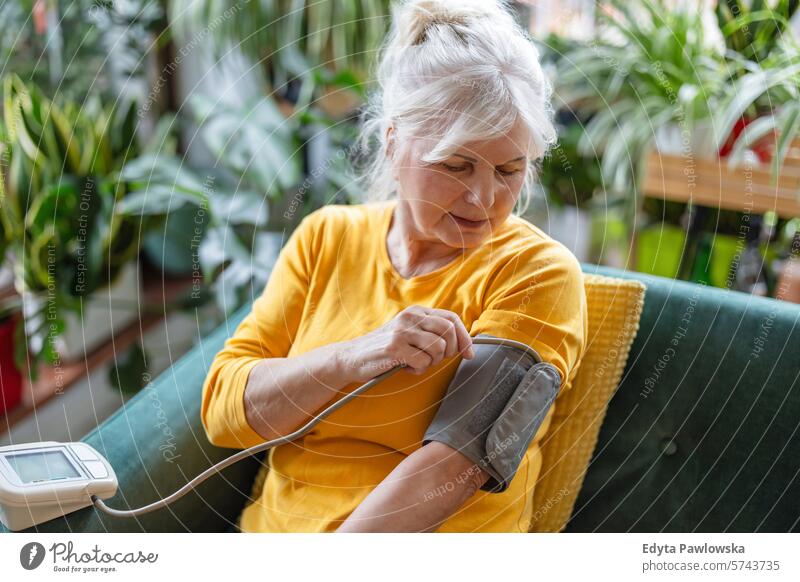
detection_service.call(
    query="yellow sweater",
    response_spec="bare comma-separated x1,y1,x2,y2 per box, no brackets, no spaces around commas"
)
201,200,587,532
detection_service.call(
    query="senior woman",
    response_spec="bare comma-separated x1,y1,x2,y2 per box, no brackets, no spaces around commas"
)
201,0,587,533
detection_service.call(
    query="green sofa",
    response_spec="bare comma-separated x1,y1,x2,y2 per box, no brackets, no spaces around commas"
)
3,265,799,533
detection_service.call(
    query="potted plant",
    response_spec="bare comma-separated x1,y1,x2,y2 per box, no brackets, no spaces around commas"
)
715,38,800,178
714,0,800,164
544,2,731,274
551,0,735,211
0,76,150,372
126,85,369,317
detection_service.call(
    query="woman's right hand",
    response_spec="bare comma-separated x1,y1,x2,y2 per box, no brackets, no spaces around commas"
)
335,305,475,384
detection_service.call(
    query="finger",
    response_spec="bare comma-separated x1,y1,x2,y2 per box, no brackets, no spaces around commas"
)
399,308,458,359
415,314,460,359
420,307,473,358
399,339,434,374
398,306,472,360
404,328,448,368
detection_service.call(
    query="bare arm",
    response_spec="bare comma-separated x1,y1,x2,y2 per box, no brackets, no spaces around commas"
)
336,441,489,532
243,342,349,441
242,305,474,442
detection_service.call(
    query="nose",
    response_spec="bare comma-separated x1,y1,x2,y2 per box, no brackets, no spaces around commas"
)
465,168,495,210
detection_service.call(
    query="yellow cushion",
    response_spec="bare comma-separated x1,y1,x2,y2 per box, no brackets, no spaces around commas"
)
529,273,646,532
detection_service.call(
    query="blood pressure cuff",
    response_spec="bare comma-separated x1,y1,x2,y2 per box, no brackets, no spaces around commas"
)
422,333,562,493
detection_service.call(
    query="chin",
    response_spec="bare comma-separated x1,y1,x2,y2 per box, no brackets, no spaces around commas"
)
446,230,488,249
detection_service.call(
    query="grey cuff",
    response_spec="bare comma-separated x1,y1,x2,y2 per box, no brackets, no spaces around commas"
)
422,335,562,493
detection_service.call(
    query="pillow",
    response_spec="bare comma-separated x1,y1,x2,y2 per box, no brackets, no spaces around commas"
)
529,273,646,532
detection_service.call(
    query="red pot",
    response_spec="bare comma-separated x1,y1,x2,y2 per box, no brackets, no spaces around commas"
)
0,316,23,416
718,116,774,163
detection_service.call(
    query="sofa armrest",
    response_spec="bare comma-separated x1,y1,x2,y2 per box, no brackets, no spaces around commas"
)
3,303,262,533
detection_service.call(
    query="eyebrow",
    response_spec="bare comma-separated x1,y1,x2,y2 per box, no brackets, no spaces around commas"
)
452,153,526,165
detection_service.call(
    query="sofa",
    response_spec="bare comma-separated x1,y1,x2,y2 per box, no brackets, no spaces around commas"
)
3,264,799,533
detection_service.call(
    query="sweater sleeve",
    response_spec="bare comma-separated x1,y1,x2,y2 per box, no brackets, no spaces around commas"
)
469,239,588,392
201,209,324,449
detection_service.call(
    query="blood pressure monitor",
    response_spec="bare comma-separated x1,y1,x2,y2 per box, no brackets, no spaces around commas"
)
0,441,117,531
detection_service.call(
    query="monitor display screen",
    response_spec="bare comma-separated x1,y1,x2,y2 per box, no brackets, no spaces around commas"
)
5,450,82,483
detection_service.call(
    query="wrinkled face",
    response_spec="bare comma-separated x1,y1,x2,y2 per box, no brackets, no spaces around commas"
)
389,117,532,249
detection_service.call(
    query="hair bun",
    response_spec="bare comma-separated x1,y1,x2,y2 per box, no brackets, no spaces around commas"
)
396,0,510,47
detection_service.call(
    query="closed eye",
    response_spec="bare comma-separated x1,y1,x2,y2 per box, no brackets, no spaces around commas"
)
441,162,469,172
440,161,525,175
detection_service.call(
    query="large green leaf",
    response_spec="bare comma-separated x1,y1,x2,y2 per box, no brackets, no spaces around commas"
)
118,186,207,216
120,153,209,194
209,190,268,227
194,96,302,194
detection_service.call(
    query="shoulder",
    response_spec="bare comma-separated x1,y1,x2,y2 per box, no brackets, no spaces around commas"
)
488,213,583,287
287,203,389,265
299,202,388,237
303,202,388,223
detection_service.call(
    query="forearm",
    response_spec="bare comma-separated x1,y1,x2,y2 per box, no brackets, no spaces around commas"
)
243,341,350,441
336,441,489,532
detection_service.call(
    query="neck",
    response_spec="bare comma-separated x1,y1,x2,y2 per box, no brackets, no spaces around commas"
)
386,200,464,279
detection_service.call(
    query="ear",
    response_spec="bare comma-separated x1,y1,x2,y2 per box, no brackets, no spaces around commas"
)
385,125,396,159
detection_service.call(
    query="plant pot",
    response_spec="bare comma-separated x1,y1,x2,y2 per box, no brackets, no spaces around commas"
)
21,262,142,363
636,224,686,279
718,115,774,163
0,315,23,416
684,231,741,287
708,234,741,289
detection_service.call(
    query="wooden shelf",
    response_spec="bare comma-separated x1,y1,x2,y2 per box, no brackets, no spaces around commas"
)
642,148,800,218
0,269,195,435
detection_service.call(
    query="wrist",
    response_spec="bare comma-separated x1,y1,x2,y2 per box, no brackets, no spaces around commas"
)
316,340,354,391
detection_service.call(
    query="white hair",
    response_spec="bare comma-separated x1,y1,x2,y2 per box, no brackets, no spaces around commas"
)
355,0,557,215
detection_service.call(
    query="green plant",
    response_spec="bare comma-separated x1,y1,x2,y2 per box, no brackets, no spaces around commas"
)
0,0,164,103
167,0,390,103
119,102,281,314
552,0,735,204
0,1,102,100
295,106,367,211
120,150,277,313
0,75,147,373
120,82,371,314
715,37,800,179
716,0,799,64
189,94,303,202
538,118,603,208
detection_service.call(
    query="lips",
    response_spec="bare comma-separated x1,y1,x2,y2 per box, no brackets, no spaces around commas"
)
449,212,488,228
